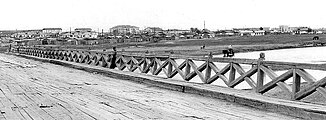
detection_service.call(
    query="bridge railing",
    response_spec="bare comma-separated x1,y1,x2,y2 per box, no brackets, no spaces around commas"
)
10,46,326,101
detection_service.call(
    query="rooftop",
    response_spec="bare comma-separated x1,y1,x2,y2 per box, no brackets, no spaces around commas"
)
111,25,139,29
43,28,62,30
75,28,92,31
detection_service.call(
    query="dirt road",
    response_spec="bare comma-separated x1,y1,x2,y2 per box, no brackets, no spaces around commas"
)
0,53,299,120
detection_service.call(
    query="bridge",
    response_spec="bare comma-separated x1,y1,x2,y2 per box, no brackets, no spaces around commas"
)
2,46,326,119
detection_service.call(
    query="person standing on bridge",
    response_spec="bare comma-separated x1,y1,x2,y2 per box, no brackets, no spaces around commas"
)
109,47,117,69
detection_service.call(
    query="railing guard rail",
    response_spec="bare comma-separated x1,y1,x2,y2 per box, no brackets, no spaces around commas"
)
10,46,326,101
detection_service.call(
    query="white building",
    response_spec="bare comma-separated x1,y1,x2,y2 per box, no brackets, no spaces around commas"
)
42,28,62,34
165,29,190,34
11,30,42,39
110,25,140,34
252,30,265,36
144,27,163,33
61,28,98,39
75,28,92,32
238,30,265,36
279,25,291,33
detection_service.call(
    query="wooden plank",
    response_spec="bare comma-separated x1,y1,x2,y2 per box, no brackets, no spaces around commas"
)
0,89,25,120
74,53,80,63
292,69,301,99
147,59,155,74
76,54,84,63
87,55,93,64
276,82,292,95
263,61,326,71
127,58,137,72
137,58,145,72
169,59,186,79
141,58,152,73
129,57,139,71
120,56,129,64
153,59,169,77
258,69,293,94
185,60,206,81
316,87,326,99
0,82,57,120
92,50,326,71
232,63,245,75
188,60,206,83
167,59,173,78
151,58,158,75
207,73,229,85
126,60,134,72
229,66,258,88
73,53,78,62
296,69,316,83
89,55,98,65
207,63,229,84
212,63,230,76
232,63,256,89
245,77,257,89
184,59,191,78
118,63,126,71
294,77,326,100
228,63,236,86
141,58,149,73
205,61,212,84
260,66,277,80
81,55,90,63
100,56,108,67
211,57,258,65
257,65,265,91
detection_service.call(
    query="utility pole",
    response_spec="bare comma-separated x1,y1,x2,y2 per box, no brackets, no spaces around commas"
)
204,20,206,30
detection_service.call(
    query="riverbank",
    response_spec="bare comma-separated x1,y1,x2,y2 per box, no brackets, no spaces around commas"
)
37,34,325,57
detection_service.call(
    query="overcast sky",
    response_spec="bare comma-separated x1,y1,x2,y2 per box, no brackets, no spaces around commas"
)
1,0,325,31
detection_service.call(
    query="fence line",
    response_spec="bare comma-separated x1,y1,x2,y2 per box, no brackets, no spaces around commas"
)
10,46,326,101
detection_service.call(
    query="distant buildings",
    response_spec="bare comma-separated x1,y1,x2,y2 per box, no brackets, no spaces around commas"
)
144,27,163,33
75,28,92,32
42,28,62,34
215,30,235,36
232,28,266,36
40,28,62,38
11,30,42,39
1,24,326,47
110,25,140,35
279,25,291,33
292,27,308,34
62,28,98,39
165,29,190,35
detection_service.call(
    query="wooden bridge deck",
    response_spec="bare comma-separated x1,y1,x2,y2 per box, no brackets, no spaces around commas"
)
0,53,300,120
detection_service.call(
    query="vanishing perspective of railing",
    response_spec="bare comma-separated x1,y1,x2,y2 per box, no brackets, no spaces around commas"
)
10,46,326,101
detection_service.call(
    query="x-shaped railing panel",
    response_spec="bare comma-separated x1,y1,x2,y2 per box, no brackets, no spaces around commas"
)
13,47,326,101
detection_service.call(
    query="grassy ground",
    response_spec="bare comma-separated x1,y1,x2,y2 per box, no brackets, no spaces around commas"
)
54,34,326,56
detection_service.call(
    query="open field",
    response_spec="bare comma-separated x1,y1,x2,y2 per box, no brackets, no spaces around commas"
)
49,34,326,56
